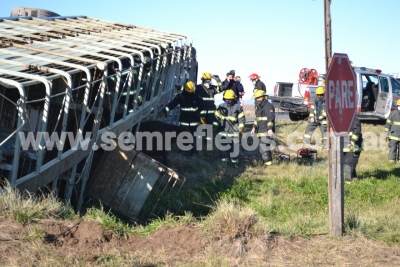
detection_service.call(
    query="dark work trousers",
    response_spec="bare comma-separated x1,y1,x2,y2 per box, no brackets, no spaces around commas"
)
204,113,219,149
389,139,400,161
259,136,273,164
304,121,327,144
218,134,240,162
343,151,361,180
179,125,200,156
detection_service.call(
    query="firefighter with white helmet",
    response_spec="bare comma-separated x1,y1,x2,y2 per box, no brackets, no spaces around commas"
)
159,81,204,156
249,73,266,93
303,86,327,147
251,89,275,166
215,89,246,163
385,98,400,163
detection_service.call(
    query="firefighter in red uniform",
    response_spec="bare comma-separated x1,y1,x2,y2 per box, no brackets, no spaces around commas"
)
159,81,204,156
251,89,275,166
215,89,246,163
385,99,400,163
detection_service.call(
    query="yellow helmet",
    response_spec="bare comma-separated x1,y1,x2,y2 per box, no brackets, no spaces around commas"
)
224,89,236,100
253,89,267,99
396,99,400,106
316,86,325,95
201,72,212,80
184,81,195,93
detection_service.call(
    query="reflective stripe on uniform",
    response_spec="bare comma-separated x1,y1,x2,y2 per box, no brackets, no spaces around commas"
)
202,97,214,101
389,135,400,141
218,132,240,137
257,132,272,137
201,109,216,114
256,116,268,121
181,107,198,112
215,111,238,122
180,122,200,127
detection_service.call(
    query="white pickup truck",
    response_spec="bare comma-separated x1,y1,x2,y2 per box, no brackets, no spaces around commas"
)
270,67,400,121
269,82,319,121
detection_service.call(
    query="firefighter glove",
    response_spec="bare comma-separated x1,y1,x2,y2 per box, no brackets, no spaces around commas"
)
200,117,206,124
347,144,355,152
238,128,244,134
318,116,324,120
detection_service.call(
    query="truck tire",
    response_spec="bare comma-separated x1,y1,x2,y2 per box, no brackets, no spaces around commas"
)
289,112,308,121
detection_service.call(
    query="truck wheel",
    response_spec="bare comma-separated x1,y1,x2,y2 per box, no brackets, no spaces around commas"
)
289,112,308,121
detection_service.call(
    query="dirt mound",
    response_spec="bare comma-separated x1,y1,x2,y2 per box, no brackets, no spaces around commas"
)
122,223,208,259
42,220,113,249
1,218,400,266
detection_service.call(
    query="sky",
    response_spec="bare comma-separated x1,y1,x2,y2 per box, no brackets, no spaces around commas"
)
1,0,400,104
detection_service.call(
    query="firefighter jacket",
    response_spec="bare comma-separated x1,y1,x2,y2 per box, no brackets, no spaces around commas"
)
195,84,221,116
309,98,327,124
253,99,275,137
343,117,363,153
215,102,246,137
253,80,266,93
163,91,203,127
385,109,400,140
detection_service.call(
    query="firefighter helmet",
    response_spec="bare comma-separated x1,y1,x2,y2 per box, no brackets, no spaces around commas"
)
249,73,260,81
184,81,195,93
201,72,212,80
396,99,400,106
254,89,267,99
224,89,237,100
316,86,325,95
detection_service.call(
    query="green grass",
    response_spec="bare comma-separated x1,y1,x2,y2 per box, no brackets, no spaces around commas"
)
0,182,76,225
1,119,399,267
159,121,400,245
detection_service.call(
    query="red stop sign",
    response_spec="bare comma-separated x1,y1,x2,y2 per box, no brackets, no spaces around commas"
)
325,53,357,136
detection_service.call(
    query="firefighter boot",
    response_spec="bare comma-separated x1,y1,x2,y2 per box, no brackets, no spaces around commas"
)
344,164,352,181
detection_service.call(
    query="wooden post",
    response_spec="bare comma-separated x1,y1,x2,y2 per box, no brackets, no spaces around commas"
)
325,0,344,236
324,0,332,71
328,132,344,235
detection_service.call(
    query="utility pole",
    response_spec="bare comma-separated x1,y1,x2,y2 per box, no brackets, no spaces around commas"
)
324,0,332,71
325,0,344,237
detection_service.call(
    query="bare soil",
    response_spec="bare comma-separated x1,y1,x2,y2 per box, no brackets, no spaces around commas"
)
1,217,400,266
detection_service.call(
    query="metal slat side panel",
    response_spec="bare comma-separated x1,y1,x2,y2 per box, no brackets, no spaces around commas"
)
0,15,193,197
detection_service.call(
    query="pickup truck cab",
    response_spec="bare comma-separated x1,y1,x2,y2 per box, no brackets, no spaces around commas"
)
270,67,400,121
355,67,400,121
270,82,320,121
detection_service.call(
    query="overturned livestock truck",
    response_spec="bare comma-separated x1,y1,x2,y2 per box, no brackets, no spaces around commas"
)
0,10,196,214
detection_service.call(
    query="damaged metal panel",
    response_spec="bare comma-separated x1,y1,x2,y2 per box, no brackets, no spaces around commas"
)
87,143,186,221
0,10,195,212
